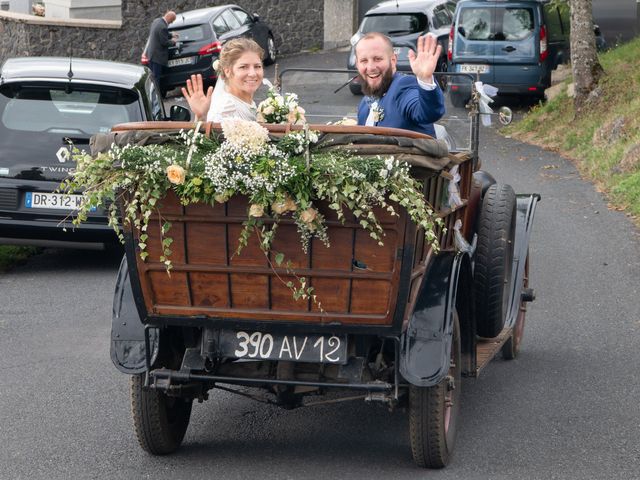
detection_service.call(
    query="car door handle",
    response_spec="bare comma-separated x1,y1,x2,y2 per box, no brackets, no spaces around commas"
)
502,46,516,52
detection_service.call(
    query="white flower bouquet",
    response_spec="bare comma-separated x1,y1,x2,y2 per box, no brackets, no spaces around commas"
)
256,86,306,124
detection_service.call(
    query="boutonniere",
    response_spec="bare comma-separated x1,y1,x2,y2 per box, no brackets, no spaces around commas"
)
371,101,385,123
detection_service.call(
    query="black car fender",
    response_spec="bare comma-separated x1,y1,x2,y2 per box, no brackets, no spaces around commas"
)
110,255,158,374
400,250,473,387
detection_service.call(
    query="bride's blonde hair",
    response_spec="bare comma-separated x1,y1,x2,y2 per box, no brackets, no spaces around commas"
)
215,38,264,80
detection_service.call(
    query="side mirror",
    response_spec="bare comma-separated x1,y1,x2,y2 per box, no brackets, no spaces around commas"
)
168,105,191,122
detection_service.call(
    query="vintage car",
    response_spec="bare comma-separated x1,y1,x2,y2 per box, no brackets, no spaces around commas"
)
104,71,538,468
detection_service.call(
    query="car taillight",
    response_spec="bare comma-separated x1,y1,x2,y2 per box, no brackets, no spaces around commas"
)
448,24,454,62
198,41,222,56
141,52,149,65
539,25,548,62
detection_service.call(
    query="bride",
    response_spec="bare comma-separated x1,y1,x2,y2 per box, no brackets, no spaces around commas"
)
181,38,265,122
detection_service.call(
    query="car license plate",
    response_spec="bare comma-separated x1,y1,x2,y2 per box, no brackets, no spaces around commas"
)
218,330,348,364
168,56,196,67
25,192,87,210
460,64,489,74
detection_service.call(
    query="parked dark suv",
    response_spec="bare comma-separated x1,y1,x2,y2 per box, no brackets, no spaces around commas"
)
0,57,188,248
347,0,457,95
143,5,277,96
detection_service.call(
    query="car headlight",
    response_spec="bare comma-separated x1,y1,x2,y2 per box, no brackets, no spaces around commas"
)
350,32,363,47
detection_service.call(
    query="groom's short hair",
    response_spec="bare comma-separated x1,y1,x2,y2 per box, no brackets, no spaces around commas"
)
356,32,394,57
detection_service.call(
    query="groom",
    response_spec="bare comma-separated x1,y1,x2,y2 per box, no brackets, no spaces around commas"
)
354,32,445,137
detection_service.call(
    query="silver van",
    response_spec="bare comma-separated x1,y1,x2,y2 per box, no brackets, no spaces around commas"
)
448,0,570,106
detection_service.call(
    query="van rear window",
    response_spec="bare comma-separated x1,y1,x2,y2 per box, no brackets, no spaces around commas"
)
361,13,428,36
0,84,141,135
459,7,534,41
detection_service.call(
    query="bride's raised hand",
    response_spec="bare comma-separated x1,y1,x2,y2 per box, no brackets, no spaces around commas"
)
181,74,213,121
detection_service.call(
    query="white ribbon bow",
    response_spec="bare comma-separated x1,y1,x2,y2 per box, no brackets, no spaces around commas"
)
475,81,498,127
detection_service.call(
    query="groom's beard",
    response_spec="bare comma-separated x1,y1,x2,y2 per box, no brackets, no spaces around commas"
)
360,66,394,98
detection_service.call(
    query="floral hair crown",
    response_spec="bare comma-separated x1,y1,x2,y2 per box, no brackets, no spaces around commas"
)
212,59,221,73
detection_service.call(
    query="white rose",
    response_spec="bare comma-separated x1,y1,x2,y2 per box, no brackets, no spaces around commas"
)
263,104,275,115
249,204,265,218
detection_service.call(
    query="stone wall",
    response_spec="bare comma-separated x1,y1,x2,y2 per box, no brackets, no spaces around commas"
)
323,0,357,50
0,0,324,65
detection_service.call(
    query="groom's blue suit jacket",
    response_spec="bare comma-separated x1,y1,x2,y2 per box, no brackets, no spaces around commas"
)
357,73,445,137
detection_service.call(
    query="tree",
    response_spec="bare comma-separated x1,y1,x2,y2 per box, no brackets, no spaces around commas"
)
569,0,604,112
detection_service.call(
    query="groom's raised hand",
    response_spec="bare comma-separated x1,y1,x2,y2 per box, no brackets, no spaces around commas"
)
408,34,442,84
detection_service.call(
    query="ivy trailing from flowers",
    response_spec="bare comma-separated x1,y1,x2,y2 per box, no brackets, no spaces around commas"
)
60,119,442,303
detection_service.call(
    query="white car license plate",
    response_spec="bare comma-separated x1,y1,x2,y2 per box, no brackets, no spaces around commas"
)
460,64,489,74
218,330,348,364
25,192,87,210
168,56,196,67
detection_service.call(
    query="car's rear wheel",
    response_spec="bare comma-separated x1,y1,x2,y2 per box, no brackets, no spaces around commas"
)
449,90,469,109
130,374,192,455
409,311,461,468
265,34,276,65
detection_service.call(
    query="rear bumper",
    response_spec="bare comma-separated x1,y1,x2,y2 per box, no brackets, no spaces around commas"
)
0,216,117,245
160,56,217,90
450,63,550,96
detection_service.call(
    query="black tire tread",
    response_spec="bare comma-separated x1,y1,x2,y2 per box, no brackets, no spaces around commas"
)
409,382,449,468
409,315,461,468
130,374,192,455
474,184,516,338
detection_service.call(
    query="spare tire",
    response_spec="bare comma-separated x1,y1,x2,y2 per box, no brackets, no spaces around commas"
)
474,183,516,338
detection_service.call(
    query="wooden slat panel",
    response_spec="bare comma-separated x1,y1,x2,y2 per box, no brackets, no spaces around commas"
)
184,201,225,217
186,223,227,265
230,273,268,308
311,229,352,270
270,276,309,312
350,279,391,315
353,229,396,272
147,271,190,308
310,278,350,313
270,224,308,269
190,272,230,308
157,190,184,214
228,224,267,267
146,220,186,264
152,305,393,324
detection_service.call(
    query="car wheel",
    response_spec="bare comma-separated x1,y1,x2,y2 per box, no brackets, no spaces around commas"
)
502,252,530,359
449,90,469,109
474,183,517,338
130,373,192,455
265,34,276,65
409,311,461,468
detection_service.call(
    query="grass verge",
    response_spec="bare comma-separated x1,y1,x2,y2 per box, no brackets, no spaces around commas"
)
504,37,640,222
0,246,40,272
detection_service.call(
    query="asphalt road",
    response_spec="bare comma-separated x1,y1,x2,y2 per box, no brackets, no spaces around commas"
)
2,50,640,480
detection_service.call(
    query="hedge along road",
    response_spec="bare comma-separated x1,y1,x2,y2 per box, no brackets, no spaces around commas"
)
1,50,639,479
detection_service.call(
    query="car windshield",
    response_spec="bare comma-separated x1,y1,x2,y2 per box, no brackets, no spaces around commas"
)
0,84,141,136
361,13,428,36
273,70,474,152
459,7,534,41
